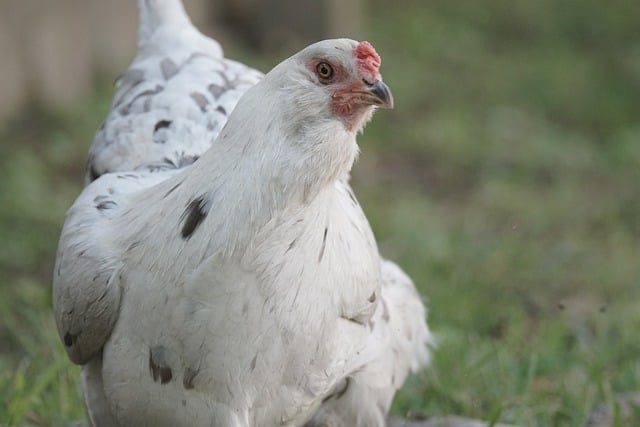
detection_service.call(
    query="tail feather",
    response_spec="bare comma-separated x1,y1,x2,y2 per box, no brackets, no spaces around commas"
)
137,0,192,46
86,0,261,184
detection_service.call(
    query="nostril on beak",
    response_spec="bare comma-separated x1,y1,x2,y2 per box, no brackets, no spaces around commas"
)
368,80,393,108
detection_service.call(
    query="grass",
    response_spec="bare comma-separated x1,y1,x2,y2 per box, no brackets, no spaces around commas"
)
1,0,640,425
0,101,110,425
358,0,640,425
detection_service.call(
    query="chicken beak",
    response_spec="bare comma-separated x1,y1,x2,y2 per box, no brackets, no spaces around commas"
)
366,80,394,109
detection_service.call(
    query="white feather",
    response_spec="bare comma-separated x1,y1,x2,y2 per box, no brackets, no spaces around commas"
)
53,1,433,426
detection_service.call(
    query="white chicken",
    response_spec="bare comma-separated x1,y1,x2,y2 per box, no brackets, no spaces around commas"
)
53,1,432,426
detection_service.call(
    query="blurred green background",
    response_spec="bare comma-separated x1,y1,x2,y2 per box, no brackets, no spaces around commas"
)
1,0,639,425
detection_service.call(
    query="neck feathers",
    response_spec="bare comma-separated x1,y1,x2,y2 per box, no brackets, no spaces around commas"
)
200,77,358,207
129,59,359,261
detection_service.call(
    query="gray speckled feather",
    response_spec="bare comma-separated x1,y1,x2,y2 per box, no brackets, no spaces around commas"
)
85,0,262,185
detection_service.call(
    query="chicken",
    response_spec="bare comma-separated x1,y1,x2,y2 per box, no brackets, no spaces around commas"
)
53,1,432,426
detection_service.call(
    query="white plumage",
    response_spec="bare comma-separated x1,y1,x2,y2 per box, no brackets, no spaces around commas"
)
53,1,432,426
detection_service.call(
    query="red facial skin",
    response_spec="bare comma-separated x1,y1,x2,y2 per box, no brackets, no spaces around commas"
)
308,41,387,131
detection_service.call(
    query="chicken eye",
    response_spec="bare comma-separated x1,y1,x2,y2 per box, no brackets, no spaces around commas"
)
315,62,334,81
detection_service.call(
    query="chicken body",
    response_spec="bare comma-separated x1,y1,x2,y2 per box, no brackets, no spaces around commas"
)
53,2,432,426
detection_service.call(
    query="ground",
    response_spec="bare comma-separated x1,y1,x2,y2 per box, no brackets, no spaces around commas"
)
1,0,639,425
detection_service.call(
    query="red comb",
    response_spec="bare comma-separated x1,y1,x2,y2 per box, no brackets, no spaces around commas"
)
355,41,382,80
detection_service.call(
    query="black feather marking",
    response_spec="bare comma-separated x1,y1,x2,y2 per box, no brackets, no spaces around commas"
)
116,68,144,88
184,52,209,65
368,291,376,303
153,120,172,144
322,377,351,403
208,83,225,99
163,181,182,199
216,105,227,115
116,173,139,181
150,155,199,172
96,200,117,210
149,346,173,385
183,367,197,390
112,69,145,107
250,354,258,371
175,154,199,168
286,239,297,253
341,315,366,326
63,332,77,347
88,162,100,182
94,195,117,210
190,92,209,112
119,85,163,115
143,97,153,113
318,227,328,262
160,58,179,80
181,196,210,239
154,119,172,133
335,377,351,399
216,69,232,87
